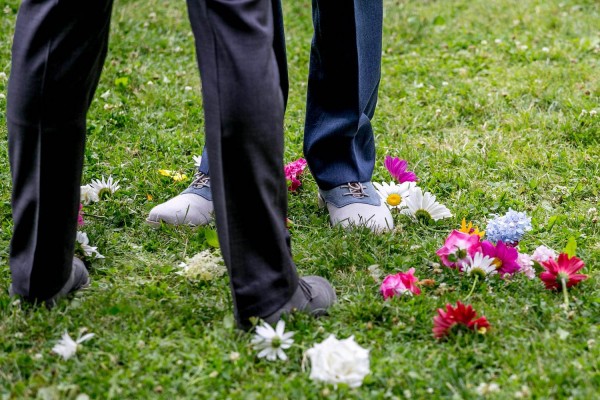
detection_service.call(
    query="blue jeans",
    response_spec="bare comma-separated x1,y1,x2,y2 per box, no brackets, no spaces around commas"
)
199,0,383,190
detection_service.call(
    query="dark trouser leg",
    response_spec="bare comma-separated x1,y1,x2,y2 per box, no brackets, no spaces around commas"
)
7,0,113,300
196,0,288,176
186,0,297,327
304,0,383,190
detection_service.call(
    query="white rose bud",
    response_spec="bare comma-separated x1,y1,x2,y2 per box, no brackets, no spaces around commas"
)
305,334,370,388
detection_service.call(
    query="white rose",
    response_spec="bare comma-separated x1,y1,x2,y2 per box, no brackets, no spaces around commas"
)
305,334,370,388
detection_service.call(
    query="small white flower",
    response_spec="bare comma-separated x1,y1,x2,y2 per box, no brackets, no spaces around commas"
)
462,252,497,279
52,331,95,360
176,250,225,281
0,72,6,80
476,382,500,396
0,93,5,100
400,187,452,222
531,245,557,263
251,320,294,361
373,181,415,210
193,155,202,168
80,184,99,204
542,47,550,52
100,90,111,99
494,38,502,44
184,86,193,91
89,175,120,199
76,231,105,259
304,334,370,388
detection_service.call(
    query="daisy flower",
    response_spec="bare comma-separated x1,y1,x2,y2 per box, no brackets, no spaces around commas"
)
461,252,497,280
52,331,95,360
540,253,587,291
436,230,482,269
384,156,418,183
373,181,415,210
480,240,520,276
80,185,99,204
485,208,532,245
89,175,120,199
380,268,421,299
251,320,294,361
433,301,490,339
400,187,452,223
459,218,485,238
75,231,105,259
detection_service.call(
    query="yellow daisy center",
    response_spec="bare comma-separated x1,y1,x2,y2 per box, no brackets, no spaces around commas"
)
492,258,503,269
386,193,402,206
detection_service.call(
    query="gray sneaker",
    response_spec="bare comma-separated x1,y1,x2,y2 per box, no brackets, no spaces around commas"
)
146,172,214,227
263,276,336,325
9,258,90,308
318,182,394,233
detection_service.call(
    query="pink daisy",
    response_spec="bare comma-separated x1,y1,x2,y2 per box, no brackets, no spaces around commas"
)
384,156,418,183
380,268,421,299
480,240,520,276
436,230,482,269
540,253,587,290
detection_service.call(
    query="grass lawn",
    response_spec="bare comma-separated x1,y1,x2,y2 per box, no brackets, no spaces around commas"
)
1,0,599,398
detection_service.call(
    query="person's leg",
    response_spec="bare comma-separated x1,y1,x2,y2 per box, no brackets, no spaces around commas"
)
304,0,392,232
186,0,334,329
7,0,114,302
146,0,289,228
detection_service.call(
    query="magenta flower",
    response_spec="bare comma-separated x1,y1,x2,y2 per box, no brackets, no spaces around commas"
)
436,230,482,269
384,156,418,183
480,240,520,276
540,253,587,290
78,203,84,226
284,158,308,192
380,268,421,299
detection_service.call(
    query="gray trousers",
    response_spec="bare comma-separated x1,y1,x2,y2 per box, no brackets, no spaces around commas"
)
7,0,297,326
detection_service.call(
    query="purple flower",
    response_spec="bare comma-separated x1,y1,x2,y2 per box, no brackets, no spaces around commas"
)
384,156,418,183
481,240,520,276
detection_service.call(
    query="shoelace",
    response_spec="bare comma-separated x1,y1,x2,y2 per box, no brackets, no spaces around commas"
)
190,172,210,189
341,182,369,198
298,279,315,301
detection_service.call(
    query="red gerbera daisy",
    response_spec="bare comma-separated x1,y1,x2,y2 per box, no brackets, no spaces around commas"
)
433,301,490,339
540,253,587,290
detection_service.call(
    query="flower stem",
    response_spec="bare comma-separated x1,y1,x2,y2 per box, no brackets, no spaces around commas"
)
561,277,569,308
465,275,479,300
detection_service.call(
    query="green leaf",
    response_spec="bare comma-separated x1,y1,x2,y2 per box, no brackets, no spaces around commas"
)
205,228,220,248
564,236,577,257
114,76,129,88
432,15,446,26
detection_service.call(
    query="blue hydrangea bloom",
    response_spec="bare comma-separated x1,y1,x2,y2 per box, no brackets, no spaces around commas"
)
485,208,532,244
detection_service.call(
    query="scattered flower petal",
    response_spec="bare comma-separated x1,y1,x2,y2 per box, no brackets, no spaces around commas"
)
52,331,95,360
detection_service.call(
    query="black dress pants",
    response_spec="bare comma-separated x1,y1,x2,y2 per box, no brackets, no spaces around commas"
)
7,0,297,326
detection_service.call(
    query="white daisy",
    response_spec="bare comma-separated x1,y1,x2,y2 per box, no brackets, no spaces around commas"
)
251,320,294,361
52,331,95,360
400,187,452,222
89,175,120,199
80,184,99,205
373,181,416,210
76,231,105,259
193,155,202,168
462,252,497,279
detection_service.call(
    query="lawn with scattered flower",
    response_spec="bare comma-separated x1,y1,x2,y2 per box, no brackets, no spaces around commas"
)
1,0,599,398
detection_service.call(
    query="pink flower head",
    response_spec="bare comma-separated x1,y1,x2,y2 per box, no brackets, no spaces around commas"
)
384,156,418,183
436,230,482,269
540,253,587,290
78,203,84,226
433,301,490,339
480,240,520,276
284,158,308,192
517,252,535,279
380,268,421,299
531,245,558,264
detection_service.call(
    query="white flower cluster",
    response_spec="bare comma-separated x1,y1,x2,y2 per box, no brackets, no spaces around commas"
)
176,250,226,281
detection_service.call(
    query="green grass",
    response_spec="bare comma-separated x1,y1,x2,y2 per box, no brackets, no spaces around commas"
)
1,0,599,398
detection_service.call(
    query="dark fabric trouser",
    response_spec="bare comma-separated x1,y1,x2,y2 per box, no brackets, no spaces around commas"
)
198,0,383,190
7,0,297,326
